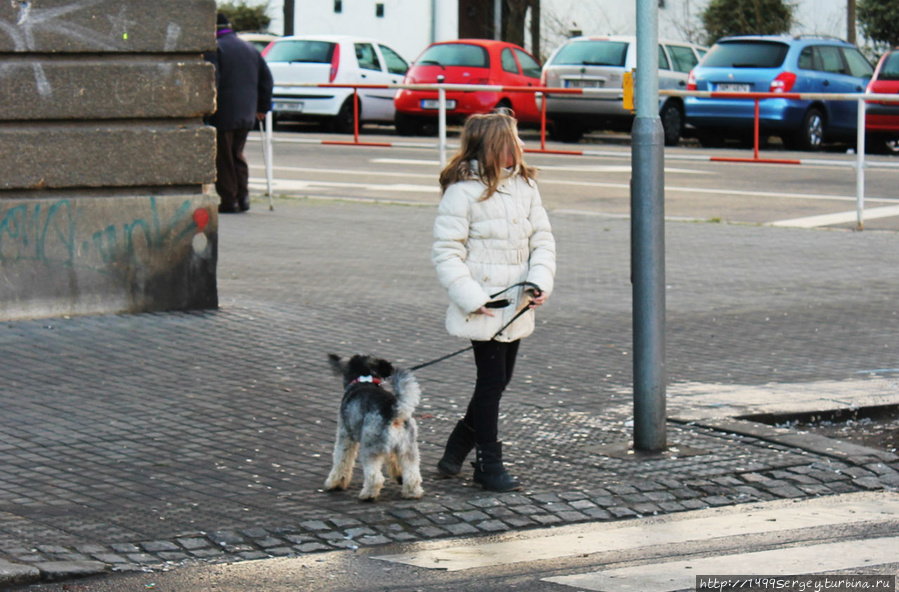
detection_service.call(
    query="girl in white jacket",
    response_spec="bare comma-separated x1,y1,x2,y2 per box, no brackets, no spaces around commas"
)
432,112,556,492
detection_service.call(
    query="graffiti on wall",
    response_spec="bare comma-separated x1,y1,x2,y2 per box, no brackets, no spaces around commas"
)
0,0,183,97
0,197,212,273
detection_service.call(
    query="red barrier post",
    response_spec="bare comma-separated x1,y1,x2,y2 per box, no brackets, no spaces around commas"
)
321,85,392,147
353,87,360,143
540,91,547,151
754,98,760,160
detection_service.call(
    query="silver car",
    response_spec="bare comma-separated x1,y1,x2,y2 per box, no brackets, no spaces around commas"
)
540,36,706,145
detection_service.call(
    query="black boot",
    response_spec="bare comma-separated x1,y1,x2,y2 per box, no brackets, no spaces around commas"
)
437,420,476,477
472,442,521,492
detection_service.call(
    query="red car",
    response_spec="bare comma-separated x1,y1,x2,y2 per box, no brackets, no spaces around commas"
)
866,49,899,153
393,39,543,135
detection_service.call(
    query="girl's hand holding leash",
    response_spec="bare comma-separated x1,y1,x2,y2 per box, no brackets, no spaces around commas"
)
528,292,547,308
477,286,545,316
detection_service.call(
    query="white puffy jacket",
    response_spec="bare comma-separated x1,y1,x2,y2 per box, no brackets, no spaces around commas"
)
432,167,556,342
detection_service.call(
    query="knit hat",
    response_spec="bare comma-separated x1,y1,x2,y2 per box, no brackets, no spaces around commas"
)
216,13,231,30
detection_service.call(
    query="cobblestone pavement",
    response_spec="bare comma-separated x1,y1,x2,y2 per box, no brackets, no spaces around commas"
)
1,197,898,586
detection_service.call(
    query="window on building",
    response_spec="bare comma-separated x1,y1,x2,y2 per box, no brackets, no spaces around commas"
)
376,3,384,17
334,0,342,13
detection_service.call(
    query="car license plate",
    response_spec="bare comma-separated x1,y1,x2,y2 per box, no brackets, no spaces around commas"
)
420,99,457,110
274,101,304,112
716,83,750,92
566,79,603,89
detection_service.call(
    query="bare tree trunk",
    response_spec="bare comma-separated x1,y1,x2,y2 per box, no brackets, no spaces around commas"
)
847,0,856,44
503,0,540,48
283,0,295,36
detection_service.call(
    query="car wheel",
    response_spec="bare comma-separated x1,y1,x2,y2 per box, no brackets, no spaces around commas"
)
331,97,358,134
789,108,824,151
549,120,584,143
394,112,425,136
696,129,725,148
660,101,683,146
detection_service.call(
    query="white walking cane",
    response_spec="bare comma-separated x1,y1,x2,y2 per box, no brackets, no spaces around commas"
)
260,111,274,211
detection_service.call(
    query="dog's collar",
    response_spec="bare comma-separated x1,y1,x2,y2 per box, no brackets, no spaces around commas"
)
349,375,381,387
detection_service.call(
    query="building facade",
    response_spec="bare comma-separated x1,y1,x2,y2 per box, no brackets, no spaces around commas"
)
261,0,854,63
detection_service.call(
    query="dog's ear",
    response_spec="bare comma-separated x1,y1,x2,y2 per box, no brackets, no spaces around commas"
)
327,354,345,376
374,358,394,379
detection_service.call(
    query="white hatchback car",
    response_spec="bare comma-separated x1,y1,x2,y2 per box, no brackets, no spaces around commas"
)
540,36,706,145
264,35,409,132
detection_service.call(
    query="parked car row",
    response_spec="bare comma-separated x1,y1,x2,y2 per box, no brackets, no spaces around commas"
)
253,32,898,152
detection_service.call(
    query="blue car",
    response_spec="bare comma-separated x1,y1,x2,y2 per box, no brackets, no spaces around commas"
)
685,35,874,150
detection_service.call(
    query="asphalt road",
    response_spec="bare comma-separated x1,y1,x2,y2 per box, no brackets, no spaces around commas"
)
246,125,899,232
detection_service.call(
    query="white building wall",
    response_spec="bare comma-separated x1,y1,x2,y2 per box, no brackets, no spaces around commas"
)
262,0,458,63
254,0,855,64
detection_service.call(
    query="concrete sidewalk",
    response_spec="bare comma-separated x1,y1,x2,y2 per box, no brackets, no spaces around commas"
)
1,197,897,588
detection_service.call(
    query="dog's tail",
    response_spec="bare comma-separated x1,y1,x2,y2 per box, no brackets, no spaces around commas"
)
392,368,421,421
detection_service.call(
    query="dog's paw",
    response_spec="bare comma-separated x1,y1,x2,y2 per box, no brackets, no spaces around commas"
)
402,486,424,500
324,477,347,491
358,493,379,503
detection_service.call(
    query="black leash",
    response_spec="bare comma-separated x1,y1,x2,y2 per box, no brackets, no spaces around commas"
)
410,282,541,372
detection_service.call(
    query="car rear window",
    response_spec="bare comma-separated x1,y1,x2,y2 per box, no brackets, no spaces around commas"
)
879,52,899,80
701,41,789,68
417,43,489,68
551,40,628,67
265,40,336,64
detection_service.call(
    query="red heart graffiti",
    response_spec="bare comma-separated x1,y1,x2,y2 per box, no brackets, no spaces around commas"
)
193,208,210,232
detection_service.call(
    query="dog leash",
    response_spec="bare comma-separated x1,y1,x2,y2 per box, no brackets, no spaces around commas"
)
410,282,541,371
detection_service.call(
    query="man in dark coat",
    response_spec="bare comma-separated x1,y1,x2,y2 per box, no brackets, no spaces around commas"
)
207,13,274,213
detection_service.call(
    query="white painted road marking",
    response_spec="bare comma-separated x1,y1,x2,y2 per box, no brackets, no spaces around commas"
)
544,536,899,592
248,179,436,194
770,205,899,228
370,158,709,175
373,493,899,572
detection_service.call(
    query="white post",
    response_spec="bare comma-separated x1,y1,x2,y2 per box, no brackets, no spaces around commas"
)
856,97,866,230
265,110,274,211
438,86,447,168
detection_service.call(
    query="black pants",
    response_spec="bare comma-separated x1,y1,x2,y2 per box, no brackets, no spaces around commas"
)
463,339,521,445
215,128,250,208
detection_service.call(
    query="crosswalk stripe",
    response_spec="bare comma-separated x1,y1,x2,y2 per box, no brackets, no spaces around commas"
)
770,205,899,228
373,493,899,572
544,536,899,592
248,178,436,193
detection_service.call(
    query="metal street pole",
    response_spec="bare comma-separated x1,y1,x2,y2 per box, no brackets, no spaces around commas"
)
631,0,666,451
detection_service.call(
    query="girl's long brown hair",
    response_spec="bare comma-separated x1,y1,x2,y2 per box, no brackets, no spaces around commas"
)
438,112,536,200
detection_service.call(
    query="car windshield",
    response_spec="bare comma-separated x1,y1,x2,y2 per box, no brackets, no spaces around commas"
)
265,40,336,63
417,44,489,68
701,41,789,68
880,52,899,81
551,40,628,67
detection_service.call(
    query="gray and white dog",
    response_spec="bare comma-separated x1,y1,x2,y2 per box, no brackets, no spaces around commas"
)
325,354,424,501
